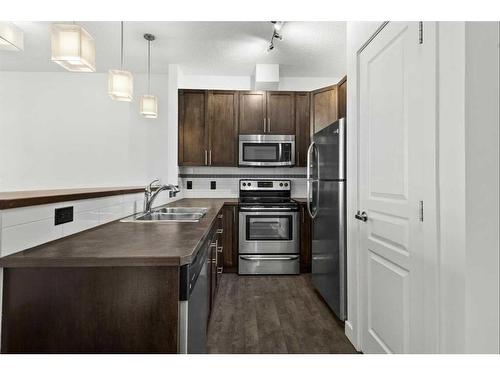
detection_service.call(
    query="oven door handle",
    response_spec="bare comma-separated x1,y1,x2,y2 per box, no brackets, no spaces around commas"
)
240,255,299,261
239,207,295,211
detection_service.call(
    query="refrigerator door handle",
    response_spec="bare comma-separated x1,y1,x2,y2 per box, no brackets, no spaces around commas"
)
306,142,318,219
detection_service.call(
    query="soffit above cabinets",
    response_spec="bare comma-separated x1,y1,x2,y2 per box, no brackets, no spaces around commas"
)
0,21,346,77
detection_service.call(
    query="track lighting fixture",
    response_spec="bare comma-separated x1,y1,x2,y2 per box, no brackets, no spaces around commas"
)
268,21,284,52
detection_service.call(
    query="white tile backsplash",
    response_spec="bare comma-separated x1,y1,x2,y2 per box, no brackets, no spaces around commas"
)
61,210,100,237
1,203,61,228
181,177,306,198
1,218,64,257
0,191,183,257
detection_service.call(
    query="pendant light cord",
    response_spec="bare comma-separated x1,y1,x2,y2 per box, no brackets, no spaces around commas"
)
120,21,124,70
148,39,151,94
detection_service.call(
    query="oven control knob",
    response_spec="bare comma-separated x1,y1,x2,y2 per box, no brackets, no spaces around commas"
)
248,183,251,186
279,183,283,187
284,183,288,187
242,183,246,186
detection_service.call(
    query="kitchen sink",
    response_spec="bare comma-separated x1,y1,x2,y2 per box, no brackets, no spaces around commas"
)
121,207,208,223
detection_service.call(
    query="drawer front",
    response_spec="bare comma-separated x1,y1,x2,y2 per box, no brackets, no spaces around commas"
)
238,255,300,275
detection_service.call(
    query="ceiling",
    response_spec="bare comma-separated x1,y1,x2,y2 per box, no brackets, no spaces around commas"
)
0,21,346,77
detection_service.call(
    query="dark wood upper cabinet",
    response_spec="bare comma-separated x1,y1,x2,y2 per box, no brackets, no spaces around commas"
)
311,84,338,134
179,81,345,167
238,91,267,134
179,89,238,167
266,91,295,135
178,89,208,166
337,76,347,120
208,90,238,166
294,92,310,167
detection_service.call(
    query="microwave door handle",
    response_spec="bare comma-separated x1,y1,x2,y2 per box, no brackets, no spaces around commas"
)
278,143,283,162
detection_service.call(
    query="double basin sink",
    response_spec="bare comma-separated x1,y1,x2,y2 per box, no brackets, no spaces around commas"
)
121,207,208,223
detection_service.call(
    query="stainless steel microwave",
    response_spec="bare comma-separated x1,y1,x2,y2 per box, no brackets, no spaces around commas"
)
238,135,295,167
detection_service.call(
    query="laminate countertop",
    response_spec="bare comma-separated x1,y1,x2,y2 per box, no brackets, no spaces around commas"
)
0,198,238,268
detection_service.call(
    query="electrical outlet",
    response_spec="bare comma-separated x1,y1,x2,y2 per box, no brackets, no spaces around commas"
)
210,181,216,190
55,206,73,225
187,181,192,189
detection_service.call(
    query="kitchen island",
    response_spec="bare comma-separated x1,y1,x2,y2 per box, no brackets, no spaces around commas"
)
0,198,237,354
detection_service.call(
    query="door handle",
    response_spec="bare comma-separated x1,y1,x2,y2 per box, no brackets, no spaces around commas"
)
240,255,299,261
355,211,368,222
204,150,208,165
209,150,212,165
268,117,271,133
263,118,266,133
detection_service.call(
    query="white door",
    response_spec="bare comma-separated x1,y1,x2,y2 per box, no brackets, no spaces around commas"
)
358,22,437,353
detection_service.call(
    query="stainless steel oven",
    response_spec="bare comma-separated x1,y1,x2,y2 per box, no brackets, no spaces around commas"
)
238,135,295,167
238,179,300,275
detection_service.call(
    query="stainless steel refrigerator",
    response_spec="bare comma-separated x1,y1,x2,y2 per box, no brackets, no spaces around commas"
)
306,118,347,321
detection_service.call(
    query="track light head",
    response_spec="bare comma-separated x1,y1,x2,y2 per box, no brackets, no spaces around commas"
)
271,21,283,32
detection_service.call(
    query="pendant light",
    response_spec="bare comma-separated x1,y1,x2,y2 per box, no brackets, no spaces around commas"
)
0,22,24,51
140,33,158,119
51,23,95,72
108,22,133,102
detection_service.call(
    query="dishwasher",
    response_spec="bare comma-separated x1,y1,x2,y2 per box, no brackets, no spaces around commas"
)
178,241,209,354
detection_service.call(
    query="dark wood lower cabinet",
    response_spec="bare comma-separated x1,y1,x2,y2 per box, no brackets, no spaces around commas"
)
221,204,238,273
299,203,312,273
1,266,179,353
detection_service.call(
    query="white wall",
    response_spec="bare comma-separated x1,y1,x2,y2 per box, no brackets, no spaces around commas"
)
179,73,340,91
464,21,500,354
0,71,174,191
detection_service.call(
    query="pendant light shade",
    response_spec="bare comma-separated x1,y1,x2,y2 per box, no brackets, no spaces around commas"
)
140,95,158,118
109,22,133,102
51,24,95,72
140,33,158,118
108,70,134,101
0,22,24,51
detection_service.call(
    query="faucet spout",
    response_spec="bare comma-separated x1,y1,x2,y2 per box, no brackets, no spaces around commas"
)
143,180,180,213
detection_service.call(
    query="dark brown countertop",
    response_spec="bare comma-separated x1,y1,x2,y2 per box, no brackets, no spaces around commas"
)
0,198,238,268
0,187,144,210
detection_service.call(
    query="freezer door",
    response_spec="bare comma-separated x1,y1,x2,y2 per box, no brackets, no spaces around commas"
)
311,180,346,321
313,118,346,181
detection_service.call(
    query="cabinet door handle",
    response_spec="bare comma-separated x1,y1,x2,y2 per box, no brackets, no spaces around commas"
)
217,267,223,274
218,214,223,219
209,150,212,165
217,246,223,253
233,206,236,222
263,118,266,133
204,150,208,165
216,228,223,234
268,117,271,133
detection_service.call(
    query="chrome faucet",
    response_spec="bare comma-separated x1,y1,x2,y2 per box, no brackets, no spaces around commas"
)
143,179,180,213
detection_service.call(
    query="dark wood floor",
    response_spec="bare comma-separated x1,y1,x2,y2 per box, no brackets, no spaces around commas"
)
207,274,357,354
